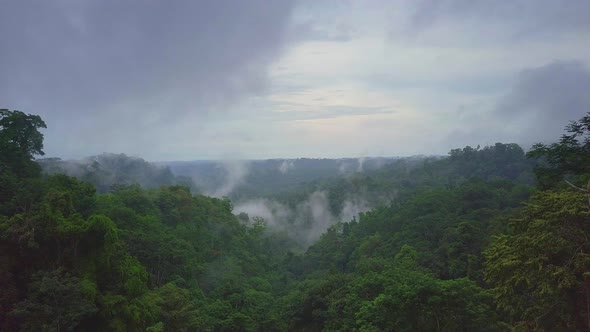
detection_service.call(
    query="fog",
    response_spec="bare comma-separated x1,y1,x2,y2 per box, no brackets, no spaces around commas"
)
234,191,373,247
208,160,250,198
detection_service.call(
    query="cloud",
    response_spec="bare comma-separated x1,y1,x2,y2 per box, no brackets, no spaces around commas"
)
497,61,590,119
409,0,590,42
0,0,297,158
3,0,590,160
288,20,355,42
496,61,590,143
445,61,590,149
270,106,396,122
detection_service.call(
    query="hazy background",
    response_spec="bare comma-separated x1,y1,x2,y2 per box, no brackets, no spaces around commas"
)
2,0,590,160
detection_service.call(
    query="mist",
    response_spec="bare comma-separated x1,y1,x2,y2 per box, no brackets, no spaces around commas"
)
234,190,374,247
39,153,178,192
278,160,295,174
208,160,250,198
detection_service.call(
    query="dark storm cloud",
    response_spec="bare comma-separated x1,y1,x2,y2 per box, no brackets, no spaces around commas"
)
1,0,296,112
496,61,590,139
446,61,590,150
0,0,297,157
497,61,590,121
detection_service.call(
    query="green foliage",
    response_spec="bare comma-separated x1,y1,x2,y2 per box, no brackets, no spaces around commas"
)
0,109,46,178
152,283,201,331
11,268,97,332
5,110,590,331
528,112,590,189
480,113,590,331
486,190,590,330
285,187,512,331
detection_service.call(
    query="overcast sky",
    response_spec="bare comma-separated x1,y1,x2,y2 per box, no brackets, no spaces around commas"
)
2,0,590,160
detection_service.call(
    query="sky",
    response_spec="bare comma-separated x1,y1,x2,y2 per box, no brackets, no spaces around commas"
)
2,0,590,161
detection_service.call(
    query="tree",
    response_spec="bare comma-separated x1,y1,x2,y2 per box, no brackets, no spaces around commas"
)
0,109,46,178
153,283,201,331
486,112,590,330
485,191,590,331
528,112,590,192
11,269,97,332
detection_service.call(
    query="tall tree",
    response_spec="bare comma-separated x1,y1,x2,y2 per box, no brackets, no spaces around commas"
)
0,109,46,178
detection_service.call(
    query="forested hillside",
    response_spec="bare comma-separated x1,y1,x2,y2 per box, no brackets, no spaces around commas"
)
39,154,194,193
164,157,399,199
2,108,590,331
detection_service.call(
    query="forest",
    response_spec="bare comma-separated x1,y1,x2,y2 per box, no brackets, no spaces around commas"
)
2,108,590,331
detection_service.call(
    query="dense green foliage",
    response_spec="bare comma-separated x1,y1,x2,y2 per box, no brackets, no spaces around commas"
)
2,109,590,331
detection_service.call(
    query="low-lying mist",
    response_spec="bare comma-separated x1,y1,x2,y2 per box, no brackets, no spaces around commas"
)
234,191,372,247
39,153,180,192
166,157,400,247
40,154,401,247
207,160,250,198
